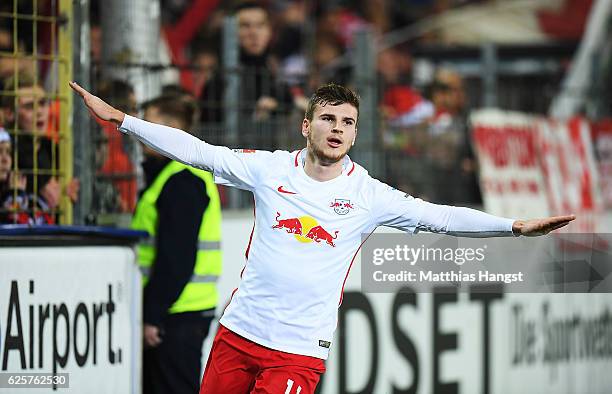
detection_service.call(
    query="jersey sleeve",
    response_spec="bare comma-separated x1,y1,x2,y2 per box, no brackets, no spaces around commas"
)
212,148,273,191
369,180,426,233
119,115,270,191
370,180,515,237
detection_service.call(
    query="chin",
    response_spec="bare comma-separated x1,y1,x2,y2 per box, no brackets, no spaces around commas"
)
318,147,349,164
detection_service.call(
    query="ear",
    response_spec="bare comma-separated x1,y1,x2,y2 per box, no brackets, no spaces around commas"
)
301,118,310,138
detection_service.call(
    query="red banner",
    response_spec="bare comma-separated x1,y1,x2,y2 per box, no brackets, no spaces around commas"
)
471,110,603,232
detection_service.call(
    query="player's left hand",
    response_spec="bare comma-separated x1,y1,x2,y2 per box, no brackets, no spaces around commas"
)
512,215,576,236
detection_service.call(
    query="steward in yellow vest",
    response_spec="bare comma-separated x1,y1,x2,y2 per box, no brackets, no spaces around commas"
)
132,160,222,313
132,94,221,394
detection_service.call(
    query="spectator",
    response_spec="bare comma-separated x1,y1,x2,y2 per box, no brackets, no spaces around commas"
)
0,128,9,178
0,127,53,224
1,73,79,214
200,2,295,131
0,128,14,200
274,1,309,90
377,47,433,198
427,68,481,204
430,68,466,126
317,4,370,49
309,34,351,88
161,83,193,100
95,79,139,212
191,44,219,98
0,22,32,97
161,0,220,92
379,47,433,128
0,24,15,96
135,93,222,394
91,128,125,216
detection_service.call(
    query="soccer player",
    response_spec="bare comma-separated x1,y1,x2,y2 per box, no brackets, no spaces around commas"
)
70,81,574,394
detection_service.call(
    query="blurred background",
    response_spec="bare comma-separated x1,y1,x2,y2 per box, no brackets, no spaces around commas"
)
1,0,610,229
1,1,612,393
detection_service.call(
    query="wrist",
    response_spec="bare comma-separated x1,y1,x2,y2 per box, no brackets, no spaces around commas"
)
512,220,524,236
111,109,126,125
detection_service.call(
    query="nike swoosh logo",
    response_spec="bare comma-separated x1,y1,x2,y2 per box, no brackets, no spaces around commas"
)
277,186,297,195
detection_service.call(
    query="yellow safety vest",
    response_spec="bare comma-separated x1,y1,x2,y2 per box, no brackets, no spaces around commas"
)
132,161,222,313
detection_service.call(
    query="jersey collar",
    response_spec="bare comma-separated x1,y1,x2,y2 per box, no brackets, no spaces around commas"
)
293,149,356,177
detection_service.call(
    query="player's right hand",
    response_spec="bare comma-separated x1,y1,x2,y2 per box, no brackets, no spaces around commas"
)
69,81,125,125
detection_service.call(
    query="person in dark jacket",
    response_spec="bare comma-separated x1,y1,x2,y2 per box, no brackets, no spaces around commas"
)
200,2,295,149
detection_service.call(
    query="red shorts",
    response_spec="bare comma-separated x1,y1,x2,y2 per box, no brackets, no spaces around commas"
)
200,325,326,394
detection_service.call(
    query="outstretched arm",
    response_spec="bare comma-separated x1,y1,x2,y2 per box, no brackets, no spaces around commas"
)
71,81,270,190
416,202,575,237
371,181,576,237
70,81,216,171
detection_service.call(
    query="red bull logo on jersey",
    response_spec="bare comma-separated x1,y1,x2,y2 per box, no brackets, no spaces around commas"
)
272,212,339,247
329,199,354,215
272,212,303,235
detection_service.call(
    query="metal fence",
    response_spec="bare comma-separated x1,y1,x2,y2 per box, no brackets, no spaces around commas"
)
0,0,73,225
378,42,577,206
80,10,611,219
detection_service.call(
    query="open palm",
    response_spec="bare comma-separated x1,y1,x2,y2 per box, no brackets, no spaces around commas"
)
69,81,125,124
513,215,576,236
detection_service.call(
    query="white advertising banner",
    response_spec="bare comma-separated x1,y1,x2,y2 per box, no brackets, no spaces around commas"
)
0,246,141,394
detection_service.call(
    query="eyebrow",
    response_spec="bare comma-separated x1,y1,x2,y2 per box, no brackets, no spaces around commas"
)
319,113,356,123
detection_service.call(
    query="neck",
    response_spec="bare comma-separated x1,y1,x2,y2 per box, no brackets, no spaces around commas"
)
303,148,344,182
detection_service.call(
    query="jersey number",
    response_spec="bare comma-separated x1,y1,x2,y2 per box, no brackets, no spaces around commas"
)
285,378,302,394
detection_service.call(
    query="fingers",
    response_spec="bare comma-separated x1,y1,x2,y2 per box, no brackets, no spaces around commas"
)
69,81,88,98
547,221,570,233
540,215,575,229
549,215,576,223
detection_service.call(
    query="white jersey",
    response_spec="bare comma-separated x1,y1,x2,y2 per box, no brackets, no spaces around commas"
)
119,115,515,359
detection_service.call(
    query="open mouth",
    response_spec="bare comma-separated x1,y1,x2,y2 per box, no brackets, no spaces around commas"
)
327,136,343,148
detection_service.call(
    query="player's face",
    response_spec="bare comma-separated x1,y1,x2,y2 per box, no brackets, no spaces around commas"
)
302,102,358,164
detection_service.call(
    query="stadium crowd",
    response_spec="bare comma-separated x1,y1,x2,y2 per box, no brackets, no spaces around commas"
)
0,0,596,219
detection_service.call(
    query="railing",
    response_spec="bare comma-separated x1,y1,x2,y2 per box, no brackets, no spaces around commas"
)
0,0,73,224
80,11,609,217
